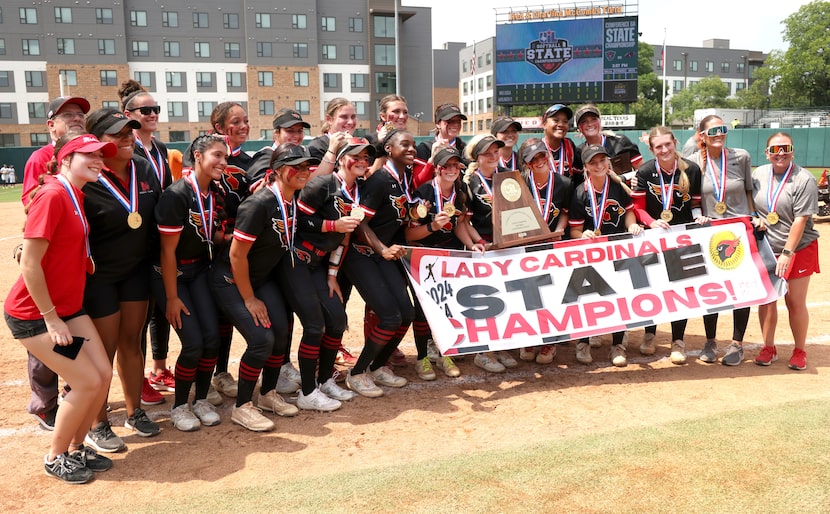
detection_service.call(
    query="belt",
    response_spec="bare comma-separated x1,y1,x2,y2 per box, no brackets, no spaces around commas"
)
301,240,326,257
178,257,203,265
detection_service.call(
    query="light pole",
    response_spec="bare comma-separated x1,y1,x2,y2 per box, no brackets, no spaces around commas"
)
681,52,688,90
412,112,424,136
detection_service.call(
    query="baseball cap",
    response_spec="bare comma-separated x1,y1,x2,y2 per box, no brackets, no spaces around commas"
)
470,135,505,160
543,104,573,122
434,147,465,167
87,111,141,138
47,96,91,119
435,104,467,122
272,109,310,130
581,144,609,164
521,140,548,164
491,116,522,135
57,135,117,163
574,104,601,126
272,144,320,168
336,137,377,161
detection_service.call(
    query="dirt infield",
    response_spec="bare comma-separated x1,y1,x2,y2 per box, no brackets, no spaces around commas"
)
0,202,828,511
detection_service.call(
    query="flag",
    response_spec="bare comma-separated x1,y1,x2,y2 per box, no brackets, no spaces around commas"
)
471,46,476,76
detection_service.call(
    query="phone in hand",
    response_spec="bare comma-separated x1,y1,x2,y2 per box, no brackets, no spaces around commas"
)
53,336,86,360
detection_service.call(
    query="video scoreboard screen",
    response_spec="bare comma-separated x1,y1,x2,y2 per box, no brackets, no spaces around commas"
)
495,16,638,105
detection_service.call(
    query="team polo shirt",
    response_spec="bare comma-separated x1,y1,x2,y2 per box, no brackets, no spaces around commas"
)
155,178,215,262
520,170,573,233
569,178,634,235
752,163,820,253
296,174,353,254
633,158,702,226
229,186,292,285
410,180,468,249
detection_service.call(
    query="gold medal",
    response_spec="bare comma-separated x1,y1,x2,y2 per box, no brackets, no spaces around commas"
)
660,209,673,222
766,211,779,225
127,211,143,229
350,206,365,221
409,203,428,220
594,228,601,236
714,201,727,215
86,256,96,275
443,203,458,217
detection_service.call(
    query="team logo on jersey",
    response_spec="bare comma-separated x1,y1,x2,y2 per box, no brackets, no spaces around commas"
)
189,210,211,242
293,247,312,264
351,243,375,256
475,191,493,206
708,230,744,270
271,218,289,249
222,166,249,201
389,194,407,220
525,30,573,75
648,183,691,206
334,196,352,216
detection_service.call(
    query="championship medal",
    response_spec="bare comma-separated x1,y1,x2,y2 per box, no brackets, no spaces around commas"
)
714,201,727,214
660,210,673,222
127,211,143,229
594,228,601,236
350,206,365,221
766,211,779,225
409,203,428,220
443,203,458,217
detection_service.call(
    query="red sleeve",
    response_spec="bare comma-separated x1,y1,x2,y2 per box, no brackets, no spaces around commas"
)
412,158,434,189
631,191,654,226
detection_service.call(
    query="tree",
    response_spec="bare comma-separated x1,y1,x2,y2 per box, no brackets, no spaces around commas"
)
668,76,734,125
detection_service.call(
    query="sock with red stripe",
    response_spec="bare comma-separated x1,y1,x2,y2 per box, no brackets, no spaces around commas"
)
297,341,320,395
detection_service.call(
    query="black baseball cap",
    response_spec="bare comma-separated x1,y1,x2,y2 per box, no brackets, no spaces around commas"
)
491,116,522,135
574,104,601,126
434,147,465,167
272,144,320,168
87,111,141,138
47,96,90,119
435,104,467,122
272,109,310,130
581,144,609,163
521,140,548,164
470,135,505,160
336,137,377,161
543,104,573,122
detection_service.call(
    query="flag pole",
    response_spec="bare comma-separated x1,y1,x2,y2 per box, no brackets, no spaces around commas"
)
661,28,667,126
472,40,477,136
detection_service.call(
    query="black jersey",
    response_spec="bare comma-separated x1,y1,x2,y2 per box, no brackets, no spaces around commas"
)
296,173,355,254
577,134,642,173
229,184,293,285
463,165,509,240
83,157,162,281
133,137,172,190
521,170,572,233
155,176,217,262
410,179,467,249
358,166,409,247
217,152,253,221
416,137,467,163
246,146,274,185
544,137,584,184
633,159,702,225
569,177,633,235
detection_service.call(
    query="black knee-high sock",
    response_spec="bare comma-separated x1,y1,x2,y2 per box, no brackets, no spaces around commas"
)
372,325,410,371
351,324,394,375
260,354,284,394
318,335,340,383
215,321,233,374
413,320,431,360
236,356,262,407
297,341,320,395
174,361,196,407
194,356,217,401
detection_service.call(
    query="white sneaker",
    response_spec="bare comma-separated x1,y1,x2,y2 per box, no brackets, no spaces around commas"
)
670,340,687,365
274,373,300,394
211,372,238,397
369,366,407,387
610,344,628,367
257,389,299,417
345,371,384,398
192,399,221,426
206,385,223,406
319,378,358,401
575,342,593,364
231,402,274,432
171,404,200,432
474,353,506,373
495,351,518,368
297,387,342,411
281,362,302,385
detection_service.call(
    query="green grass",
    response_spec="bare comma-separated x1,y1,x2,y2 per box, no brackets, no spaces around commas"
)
140,399,830,513
0,185,22,203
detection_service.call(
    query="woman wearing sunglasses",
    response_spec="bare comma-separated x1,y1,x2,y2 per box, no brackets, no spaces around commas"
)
752,133,820,371
690,115,754,366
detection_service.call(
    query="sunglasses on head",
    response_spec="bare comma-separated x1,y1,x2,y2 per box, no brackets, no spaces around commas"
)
767,144,794,154
702,125,728,137
127,105,161,116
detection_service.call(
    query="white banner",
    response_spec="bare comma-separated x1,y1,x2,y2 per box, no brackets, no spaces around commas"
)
601,114,636,128
403,218,785,356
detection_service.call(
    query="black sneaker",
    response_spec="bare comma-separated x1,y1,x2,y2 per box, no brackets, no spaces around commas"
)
32,405,58,431
44,453,93,484
125,408,161,437
84,421,126,453
69,444,112,472
721,342,744,366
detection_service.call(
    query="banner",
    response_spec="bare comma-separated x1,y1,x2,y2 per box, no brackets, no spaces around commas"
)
402,218,786,356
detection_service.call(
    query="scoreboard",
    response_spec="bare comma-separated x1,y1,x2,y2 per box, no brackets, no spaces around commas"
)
495,16,638,105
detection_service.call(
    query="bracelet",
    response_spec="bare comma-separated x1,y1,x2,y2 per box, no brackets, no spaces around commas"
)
426,222,435,233
39,306,56,316
323,158,336,164
781,248,794,257
328,268,338,276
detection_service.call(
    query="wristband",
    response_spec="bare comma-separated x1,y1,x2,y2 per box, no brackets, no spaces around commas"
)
325,219,336,232
328,268,338,276
476,239,486,246
39,306,56,317
426,222,435,233
781,248,794,257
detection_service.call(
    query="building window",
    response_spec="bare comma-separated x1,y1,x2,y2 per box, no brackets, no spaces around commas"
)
375,72,396,94
737,62,745,74
57,38,75,55
168,102,185,118
59,70,77,86
132,41,149,57
195,42,210,58
223,13,239,29
255,13,271,28
164,41,180,57
0,134,17,146
226,72,243,88
374,45,395,66
736,82,745,93
162,11,178,28
193,12,209,28
165,72,185,88
478,55,483,68
486,97,492,110
350,73,367,89
292,14,307,29
673,59,682,71
134,71,153,88
655,58,662,71
0,39,5,56
349,17,363,32
690,60,698,72
292,71,308,87
96,8,113,24
25,71,45,88
486,75,492,89
224,42,240,59
196,72,214,88
295,100,310,115
354,101,368,117
100,70,118,86
28,102,48,118
689,80,699,87
22,39,41,56
0,72,9,88
293,43,308,58
486,52,492,65
259,100,275,116
19,8,38,24
54,7,72,23
98,39,116,55
349,45,364,61
260,129,274,140
463,82,468,95
102,101,119,109
130,10,147,27
705,61,714,73
197,102,216,118
256,42,272,58
374,15,395,37
259,71,274,87
673,80,684,92
721,62,730,73
31,133,49,146
478,99,484,112
321,17,336,32
323,73,339,89
322,45,337,60
169,131,187,142
478,77,484,91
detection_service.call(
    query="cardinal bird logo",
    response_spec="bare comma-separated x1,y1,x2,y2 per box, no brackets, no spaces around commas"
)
389,194,407,220
271,218,288,249
293,248,312,264
189,210,210,242
708,230,744,270
334,196,351,216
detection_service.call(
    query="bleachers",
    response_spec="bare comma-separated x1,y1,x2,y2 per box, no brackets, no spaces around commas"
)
754,108,830,128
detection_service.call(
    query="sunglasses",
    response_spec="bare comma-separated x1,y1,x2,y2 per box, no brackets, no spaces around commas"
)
127,105,161,116
767,144,794,154
702,125,728,137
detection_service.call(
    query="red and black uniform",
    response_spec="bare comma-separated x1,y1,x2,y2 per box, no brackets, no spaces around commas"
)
209,184,293,406
464,165,509,242
545,138,583,185
416,136,467,163
82,157,161,318
521,170,572,235
577,134,642,177
411,179,467,250
152,177,220,407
